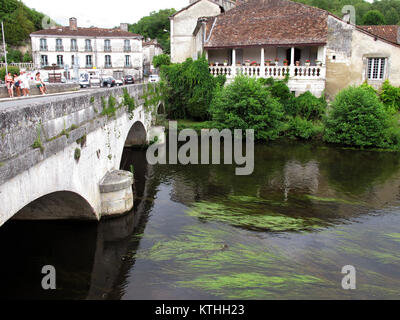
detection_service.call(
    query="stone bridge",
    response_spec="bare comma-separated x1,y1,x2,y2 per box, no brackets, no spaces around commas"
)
0,84,164,227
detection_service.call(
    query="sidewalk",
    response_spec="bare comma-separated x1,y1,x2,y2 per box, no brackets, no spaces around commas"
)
0,89,89,103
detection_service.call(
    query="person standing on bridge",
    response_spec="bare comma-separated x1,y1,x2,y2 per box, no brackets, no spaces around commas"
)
13,73,21,97
35,72,46,95
5,72,14,98
20,70,30,97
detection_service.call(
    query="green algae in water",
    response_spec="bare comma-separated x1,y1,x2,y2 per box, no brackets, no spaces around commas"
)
385,233,400,242
186,200,326,232
177,273,322,300
305,195,366,206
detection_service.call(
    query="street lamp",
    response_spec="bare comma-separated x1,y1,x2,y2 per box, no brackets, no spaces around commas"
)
1,21,8,76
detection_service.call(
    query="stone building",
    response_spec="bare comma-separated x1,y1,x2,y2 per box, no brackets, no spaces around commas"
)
170,0,400,98
142,39,164,76
30,18,144,80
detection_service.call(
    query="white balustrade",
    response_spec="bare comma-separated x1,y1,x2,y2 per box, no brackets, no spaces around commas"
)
0,62,35,71
210,65,326,80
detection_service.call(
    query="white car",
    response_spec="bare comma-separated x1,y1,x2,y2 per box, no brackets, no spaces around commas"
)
115,79,124,86
90,75,101,87
149,74,160,83
79,73,90,88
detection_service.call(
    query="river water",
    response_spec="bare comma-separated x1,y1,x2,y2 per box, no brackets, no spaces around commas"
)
1,141,400,300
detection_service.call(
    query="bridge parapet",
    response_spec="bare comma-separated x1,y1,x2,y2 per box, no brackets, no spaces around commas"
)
0,84,161,226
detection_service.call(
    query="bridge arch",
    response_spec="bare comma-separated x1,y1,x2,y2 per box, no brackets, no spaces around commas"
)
13,191,97,221
124,120,148,147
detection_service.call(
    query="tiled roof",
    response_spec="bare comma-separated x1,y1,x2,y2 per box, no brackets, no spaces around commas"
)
31,27,142,38
143,40,162,48
204,0,329,48
359,25,399,44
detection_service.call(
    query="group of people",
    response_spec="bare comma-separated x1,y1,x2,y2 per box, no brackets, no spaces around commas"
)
4,71,47,98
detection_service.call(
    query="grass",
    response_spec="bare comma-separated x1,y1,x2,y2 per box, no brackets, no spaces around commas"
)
32,122,44,153
0,162,4,168
74,148,81,161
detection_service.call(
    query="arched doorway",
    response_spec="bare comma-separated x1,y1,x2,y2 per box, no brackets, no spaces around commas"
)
12,191,96,221
125,121,147,147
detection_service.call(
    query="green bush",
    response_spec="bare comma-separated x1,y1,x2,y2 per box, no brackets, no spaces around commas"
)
161,57,223,121
153,54,171,68
0,66,20,80
210,75,284,141
380,80,400,112
291,91,327,121
286,116,323,140
324,85,396,149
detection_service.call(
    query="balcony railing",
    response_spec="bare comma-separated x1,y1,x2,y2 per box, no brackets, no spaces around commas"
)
124,46,131,52
104,47,112,52
56,46,64,52
124,64,132,68
40,46,48,51
104,64,113,69
85,47,93,52
209,65,326,80
70,46,78,52
86,64,93,68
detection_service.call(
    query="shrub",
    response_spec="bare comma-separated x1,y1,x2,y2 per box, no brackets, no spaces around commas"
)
161,57,222,121
324,85,395,149
286,116,323,140
380,80,400,112
291,92,327,121
210,75,284,141
153,54,171,68
0,66,20,80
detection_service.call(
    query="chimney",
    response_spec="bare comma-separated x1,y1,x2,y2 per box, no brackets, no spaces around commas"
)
120,23,128,32
69,17,78,30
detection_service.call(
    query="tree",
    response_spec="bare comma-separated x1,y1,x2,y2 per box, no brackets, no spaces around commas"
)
129,9,176,54
324,85,396,149
210,76,285,141
0,0,46,46
362,10,387,25
153,54,171,68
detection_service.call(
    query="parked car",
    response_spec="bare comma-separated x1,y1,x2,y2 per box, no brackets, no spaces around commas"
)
124,75,135,85
79,72,90,88
101,76,117,88
90,75,101,87
149,74,160,83
115,79,124,86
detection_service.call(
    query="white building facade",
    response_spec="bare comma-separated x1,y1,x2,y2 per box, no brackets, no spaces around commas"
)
143,40,164,76
31,18,143,80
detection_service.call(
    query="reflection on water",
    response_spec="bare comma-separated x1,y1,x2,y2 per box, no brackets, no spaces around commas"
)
1,141,400,299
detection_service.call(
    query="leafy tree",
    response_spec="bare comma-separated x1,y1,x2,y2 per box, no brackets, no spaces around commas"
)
153,54,171,68
380,80,400,112
23,51,33,62
324,85,398,149
210,75,285,141
362,10,387,25
161,57,224,120
0,66,19,80
129,9,176,54
0,0,50,46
